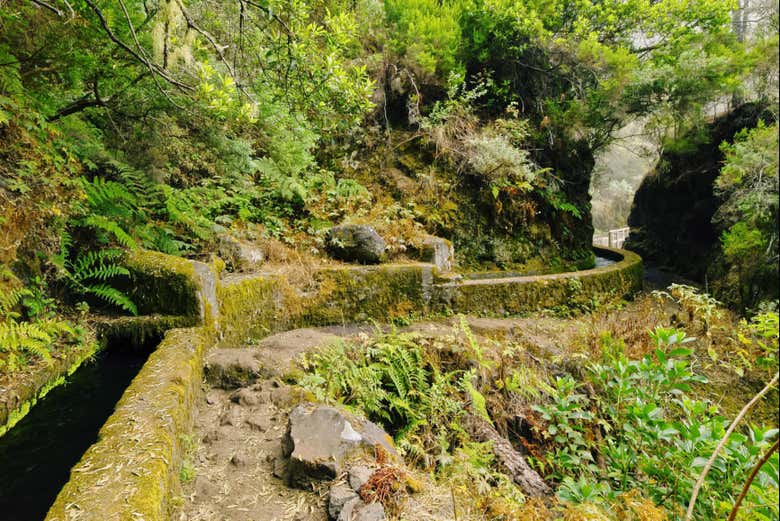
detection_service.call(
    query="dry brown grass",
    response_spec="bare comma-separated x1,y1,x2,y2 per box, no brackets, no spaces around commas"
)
579,295,671,359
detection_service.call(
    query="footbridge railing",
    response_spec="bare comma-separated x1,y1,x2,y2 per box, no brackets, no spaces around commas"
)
594,227,630,249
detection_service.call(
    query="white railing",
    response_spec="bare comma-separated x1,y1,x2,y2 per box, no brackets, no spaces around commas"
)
593,227,630,249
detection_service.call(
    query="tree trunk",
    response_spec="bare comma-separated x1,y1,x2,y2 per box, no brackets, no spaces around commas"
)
464,415,552,497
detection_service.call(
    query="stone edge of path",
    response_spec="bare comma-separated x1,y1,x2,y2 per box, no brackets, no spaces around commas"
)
45,326,212,521
44,245,642,520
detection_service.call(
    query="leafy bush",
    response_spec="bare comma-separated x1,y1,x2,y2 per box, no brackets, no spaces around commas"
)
537,327,779,520
711,122,779,310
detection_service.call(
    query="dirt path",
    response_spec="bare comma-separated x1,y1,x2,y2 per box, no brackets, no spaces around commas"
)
174,314,589,521
175,327,366,521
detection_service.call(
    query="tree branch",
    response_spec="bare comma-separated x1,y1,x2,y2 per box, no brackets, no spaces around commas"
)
30,0,63,17
685,372,779,521
727,437,779,521
83,0,192,92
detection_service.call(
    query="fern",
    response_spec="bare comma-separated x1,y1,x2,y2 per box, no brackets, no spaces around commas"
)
118,168,166,213
0,321,53,364
82,215,137,250
0,287,31,319
84,284,138,315
298,330,473,472
461,371,492,424
81,176,137,217
58,247,137,315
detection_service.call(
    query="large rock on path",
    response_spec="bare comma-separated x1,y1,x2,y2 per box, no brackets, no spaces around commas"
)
281,403,397,487
326,224,387,264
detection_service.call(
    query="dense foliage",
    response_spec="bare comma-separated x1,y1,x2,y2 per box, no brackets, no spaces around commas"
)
712,122,779,310
297,302,779,520
1,0,758,275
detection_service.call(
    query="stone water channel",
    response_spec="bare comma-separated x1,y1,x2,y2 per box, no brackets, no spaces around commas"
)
0,349,149,521
0,245,642,520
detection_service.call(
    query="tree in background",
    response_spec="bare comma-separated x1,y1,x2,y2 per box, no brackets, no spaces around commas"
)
712,122,779,311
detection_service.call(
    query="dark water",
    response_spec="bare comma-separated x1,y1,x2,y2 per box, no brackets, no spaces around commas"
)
0,349,148,521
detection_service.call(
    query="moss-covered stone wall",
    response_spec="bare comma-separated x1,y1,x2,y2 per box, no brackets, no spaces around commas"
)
432,246,643,315
43,246,642,520
45,327,211,521
124,250,219,323
218,248,642,345
218,264,433,345
0,339,100,438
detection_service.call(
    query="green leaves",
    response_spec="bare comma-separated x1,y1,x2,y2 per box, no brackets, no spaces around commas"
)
56,246,137,315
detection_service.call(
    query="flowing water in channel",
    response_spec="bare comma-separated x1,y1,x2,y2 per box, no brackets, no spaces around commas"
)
0,348,149,521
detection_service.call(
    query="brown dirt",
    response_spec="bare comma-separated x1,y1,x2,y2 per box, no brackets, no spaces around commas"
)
175,379,329,521
173,316,585,521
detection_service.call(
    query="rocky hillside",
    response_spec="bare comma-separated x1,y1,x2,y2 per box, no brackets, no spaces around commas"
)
626,103,778,309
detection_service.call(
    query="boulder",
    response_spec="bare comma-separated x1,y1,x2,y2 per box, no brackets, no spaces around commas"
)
281,403,397,487
204,348,265,389
337,499,385,521
326,225,386,264
420,236,454,273
216,234,265,272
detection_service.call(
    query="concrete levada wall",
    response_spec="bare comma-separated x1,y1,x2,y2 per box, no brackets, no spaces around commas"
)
46,245,642,520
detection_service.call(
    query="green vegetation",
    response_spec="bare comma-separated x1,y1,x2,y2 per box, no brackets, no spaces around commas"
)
297,296,779,520
712,122,779,311
0,1,777,517
0,267,85,373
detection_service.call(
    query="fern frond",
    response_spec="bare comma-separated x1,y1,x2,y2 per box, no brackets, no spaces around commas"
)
0,321,53,362
81,176,137,216
51,230,73,271
70,248,125,282
0,287,31,318
82,263,130,282
84,284,138,315
118,169,166,212
82,215,137,250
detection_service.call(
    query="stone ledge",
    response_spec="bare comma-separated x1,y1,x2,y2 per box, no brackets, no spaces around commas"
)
0,339,100,438
45,327,211,521
430,246,643,315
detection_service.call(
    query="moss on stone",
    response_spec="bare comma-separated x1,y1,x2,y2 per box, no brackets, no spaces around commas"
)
45,327,213,521
124,250,201,317
302,264,430,326
94,315,198,351
217,273,300,344
0,338,101,438
431,247,643,316
217,264,434,346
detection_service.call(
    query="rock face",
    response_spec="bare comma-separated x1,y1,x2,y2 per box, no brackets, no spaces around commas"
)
420,236,454,273
337,499,385,521
626,103,775,281
326,225,387,264
281,403,397,487
204,348,265,389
